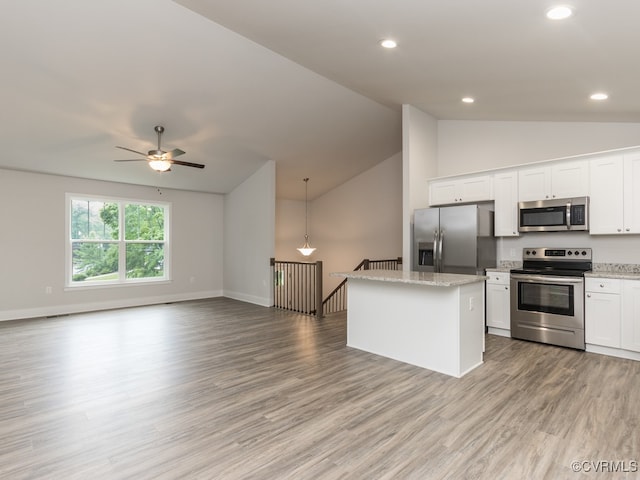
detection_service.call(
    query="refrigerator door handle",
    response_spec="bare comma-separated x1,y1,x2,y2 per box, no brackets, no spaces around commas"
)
433,230,439,271
438,229,445,272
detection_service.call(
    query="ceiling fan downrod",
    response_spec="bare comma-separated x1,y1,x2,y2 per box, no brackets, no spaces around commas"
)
151,125,165,157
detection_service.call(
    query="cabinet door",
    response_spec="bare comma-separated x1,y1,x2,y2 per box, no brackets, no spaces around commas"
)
589,155,624,234
585,292,621,348
551,160,589,198
429,180,458,206
458,176,493,203
623,153,640,233
622,280,640,352
493,171,519,236
429,176,493,206
518,167,551,201
486,282,510,329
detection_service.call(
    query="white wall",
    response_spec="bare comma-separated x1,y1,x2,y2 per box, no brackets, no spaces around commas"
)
223,160,276,306
275,153,403,297
0,169,224,321
438,120,640,176
275,198,307,261
402,105,438,270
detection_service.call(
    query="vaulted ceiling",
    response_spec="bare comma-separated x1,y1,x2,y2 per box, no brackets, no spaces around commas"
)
2,1,639,199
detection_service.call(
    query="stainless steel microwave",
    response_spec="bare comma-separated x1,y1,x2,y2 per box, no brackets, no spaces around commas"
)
518,196,589,232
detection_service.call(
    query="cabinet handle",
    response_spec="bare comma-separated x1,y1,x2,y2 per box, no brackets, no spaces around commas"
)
600,284,604,288
626,228,630,232
618,228,622,232
587,294,591,298
504,286,508,290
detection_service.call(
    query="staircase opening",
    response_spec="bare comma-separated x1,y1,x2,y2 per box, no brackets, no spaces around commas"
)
271,257,402,319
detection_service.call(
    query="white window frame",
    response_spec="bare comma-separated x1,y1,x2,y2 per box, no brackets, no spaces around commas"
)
65,193,171,289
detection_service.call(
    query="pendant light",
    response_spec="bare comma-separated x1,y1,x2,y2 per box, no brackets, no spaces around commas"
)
297,177,316,256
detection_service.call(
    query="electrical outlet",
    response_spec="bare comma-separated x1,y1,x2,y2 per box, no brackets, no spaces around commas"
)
45,286,52,294
469,296,475,311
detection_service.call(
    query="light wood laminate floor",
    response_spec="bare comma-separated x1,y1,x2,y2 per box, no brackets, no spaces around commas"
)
1,298,639,479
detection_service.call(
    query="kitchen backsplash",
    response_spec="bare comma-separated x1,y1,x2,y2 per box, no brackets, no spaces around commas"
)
496,260,640,273
498,232,640,265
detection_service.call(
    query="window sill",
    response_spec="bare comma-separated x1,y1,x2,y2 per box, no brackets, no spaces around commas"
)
64,278,172,291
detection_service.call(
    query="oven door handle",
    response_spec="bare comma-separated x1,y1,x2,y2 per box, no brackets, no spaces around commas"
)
510,273,583,285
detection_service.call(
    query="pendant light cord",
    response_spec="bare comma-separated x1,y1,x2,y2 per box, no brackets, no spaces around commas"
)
303,177,309,238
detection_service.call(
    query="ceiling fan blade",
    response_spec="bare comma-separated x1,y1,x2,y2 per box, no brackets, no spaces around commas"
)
166,148,186,159
171,160,205,169
114,159,147,162
116,146,148,156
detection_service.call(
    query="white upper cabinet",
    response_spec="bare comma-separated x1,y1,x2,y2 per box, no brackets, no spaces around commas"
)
589,154,624,234
623,152,640,233
551,161,590,198
518,160,589,202
517,166,551,202
429,175,493,206
589,152,640,234
493,171,519,237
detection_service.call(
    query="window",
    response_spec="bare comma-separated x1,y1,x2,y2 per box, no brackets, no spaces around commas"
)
66,194,170,286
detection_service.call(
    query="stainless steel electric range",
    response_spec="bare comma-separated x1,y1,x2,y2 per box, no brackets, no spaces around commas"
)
510,248,592,350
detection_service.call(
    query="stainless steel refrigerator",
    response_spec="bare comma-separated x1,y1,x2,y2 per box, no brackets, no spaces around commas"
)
413,204,496,275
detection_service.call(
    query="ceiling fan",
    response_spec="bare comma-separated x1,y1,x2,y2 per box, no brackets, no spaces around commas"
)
115,125,205,172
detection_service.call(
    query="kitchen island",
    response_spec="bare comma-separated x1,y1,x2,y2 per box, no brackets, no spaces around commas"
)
331,270,486,378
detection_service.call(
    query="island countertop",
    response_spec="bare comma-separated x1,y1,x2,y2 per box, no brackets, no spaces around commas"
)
331,269,487,287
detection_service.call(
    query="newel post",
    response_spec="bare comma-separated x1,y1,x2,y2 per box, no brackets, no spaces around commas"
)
315,260,323,319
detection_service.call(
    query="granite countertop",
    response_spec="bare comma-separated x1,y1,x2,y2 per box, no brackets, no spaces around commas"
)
586,264,640,280
331,269,487,287
486,267,512,273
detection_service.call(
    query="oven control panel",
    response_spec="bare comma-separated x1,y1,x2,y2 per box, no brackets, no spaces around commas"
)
523,248,592,261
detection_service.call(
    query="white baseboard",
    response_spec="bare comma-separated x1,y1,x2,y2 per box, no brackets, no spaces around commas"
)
0,290,223,322
487,327,511,338
586,344,640,362
223,290,272,307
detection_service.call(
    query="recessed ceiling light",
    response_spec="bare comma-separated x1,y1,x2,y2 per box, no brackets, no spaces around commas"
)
590,92,609,100
546,5,573,20
462,97,475,104
380,39,397,49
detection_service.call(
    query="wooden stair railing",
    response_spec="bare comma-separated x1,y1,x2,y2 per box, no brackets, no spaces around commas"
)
322,257,402,315
271,259,323,319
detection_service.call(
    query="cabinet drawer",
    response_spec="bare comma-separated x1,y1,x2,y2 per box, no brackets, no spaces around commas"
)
486,271,510,285
585,278,622,294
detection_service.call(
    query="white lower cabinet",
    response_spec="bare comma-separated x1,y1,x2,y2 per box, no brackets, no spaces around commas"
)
622,280,640,352
585,278,640,358
486,271,510,336
585,278,621,348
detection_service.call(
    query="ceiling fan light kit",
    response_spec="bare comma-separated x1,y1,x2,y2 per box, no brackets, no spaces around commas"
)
148,159,172,172
115,125,205,172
